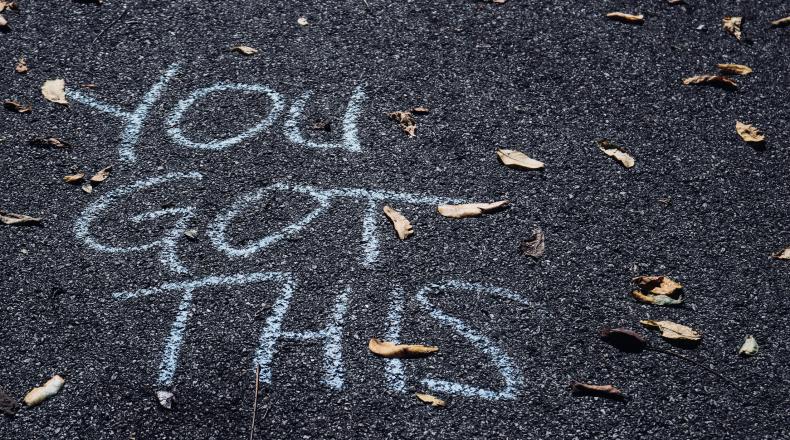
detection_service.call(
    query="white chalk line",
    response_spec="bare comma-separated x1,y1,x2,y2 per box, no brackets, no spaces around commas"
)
384,287,406,392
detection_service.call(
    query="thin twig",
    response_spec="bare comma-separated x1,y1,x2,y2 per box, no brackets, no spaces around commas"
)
647,347,744,392
249,364,261,440
93,6,129,43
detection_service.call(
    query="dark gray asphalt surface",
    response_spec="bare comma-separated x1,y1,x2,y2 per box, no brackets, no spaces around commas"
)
2,0,790,439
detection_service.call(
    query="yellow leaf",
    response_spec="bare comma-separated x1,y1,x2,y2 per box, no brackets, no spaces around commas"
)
368,338,438,358
89,166,112,183
606,12,644,24
231,45,259,55
437,200,509,219
415,393,446,407
640,320,701,342
682,75,737,89
42,79,68,105
771,246,790,260
15,57,28,74
383,205,413,240
0,211,41,225
23,375,64,407
735,121,765,143
632,275,682,296
738,335,758,356
597,139,634,168
716,63,752,75
496,149,545,170
722,16,743,40
771,16,790,27
63,173,85,183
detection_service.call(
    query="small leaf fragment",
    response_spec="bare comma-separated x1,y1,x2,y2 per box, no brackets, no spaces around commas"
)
0,211,41,225
738,335,758,356
682,75,737,89
415,393,446,407
184,228,198,241
89,166,112,183
63,173,85,183
630,290,683,306
30,137,71,148
156,390,174,410
632,275,682,296
520,227,545,258
640,319,701,342
771,16,790,28
0,385,19,416
23,375,64,407
597,139,635,168
599,327,647,352
81,182,93,194
569,381,624,400
606,12,645,24
735,121,765,143
42,79,68,105
496,148,545,170
722,16,743,40
771,246,790,260
297,16,309,26
368,338,438,358
231,45,259,55
387,111,417,137
412,106,429,114
0,14,7,29
716,63,752,75
15,57,28,74
437,200,509,219
383,205,413,240
0,2,18,13
4,99,31,113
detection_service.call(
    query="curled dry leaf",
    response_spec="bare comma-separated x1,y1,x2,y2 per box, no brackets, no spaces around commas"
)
383,205,413,240
599,327,647,352
368,338,438,358
569,381,624,400
496,148,544,170
716,63,752,75
297,16,309,26
606,12,645,24
0,385,19,416
597,139,635,168
632,275,682,296
387,111,416,137
0,2,18,12
412,106,429,114
23,375,64,407
520,227,545,258
437,200,509,219
738,335,758,356
0,211,41,225
30,137,70,148
722,16,743,41
640,319,701,343
735,121,765,143
682,75,737,89
42,79,68,105
771,246,790,260
63,173,85,184
771,16,790,28
231,45,258,55
156,390,174,410
89,166,112,183
415,393,446,407
15,57,28,74
4,99,31,113
631,290,682,306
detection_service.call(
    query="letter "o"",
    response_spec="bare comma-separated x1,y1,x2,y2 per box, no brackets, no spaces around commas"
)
166,83,284,150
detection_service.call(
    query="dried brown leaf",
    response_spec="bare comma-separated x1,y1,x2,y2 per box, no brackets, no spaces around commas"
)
640,319,701,342
231,45,259,55
15,57,28,74
569,381,623,399
735,121,765,143
30,137,70,148
42,79,68,105
520,227,545,258
597,139,635,168
722,16,743,40
0,211,41,225
0,385,19,416
606,12,645,24
716,63,752,75
23,375,64,407
738,335,758,356
415,393,446,407
771,246,790,260
0,14,7,28
682,75,737,89
771,16,790,27
632,275,682,296
89,166,112,183
496,148,545,170
310,119,331,131
387,111,417,137
599,327,647,352
630,290,683,306
437,200,509,219
63,173,85,184
0,2,18,12
412,106,429,114
81,83,97,89
368,338,438,358
4,99,31,113
383,205,413,240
